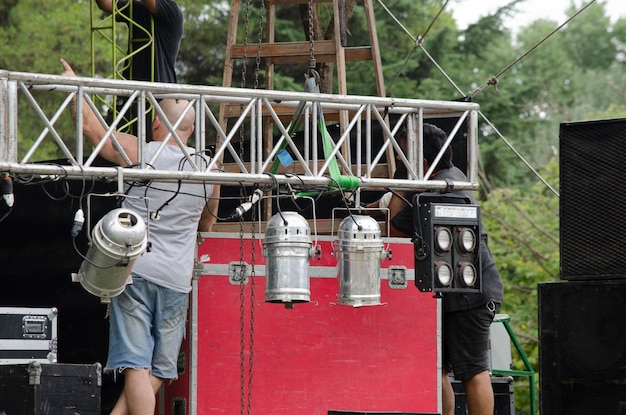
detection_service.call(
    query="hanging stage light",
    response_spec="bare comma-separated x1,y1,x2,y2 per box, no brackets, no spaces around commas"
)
71,208,148,303
263,211,314,308
335,215,385,307
413,193,482,293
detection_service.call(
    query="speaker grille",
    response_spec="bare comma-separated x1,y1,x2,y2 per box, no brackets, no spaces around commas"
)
539,281,626,414
560,118,626,280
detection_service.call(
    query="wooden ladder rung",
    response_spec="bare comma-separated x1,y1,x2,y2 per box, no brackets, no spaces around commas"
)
229,41,372,64
220,103,348,122
220,103,305,119
270,0,334,5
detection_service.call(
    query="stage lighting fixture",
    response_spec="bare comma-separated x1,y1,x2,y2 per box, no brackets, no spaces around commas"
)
413,193,482,293
71,208,148,303
263,211,313,308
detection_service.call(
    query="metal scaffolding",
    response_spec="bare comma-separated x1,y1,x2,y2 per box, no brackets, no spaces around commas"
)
0,69,479,194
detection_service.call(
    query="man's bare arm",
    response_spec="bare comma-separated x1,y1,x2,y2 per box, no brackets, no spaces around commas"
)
60,59,139,166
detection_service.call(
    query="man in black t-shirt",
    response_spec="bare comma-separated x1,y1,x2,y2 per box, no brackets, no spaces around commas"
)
95,0,183,139
370,123,504,415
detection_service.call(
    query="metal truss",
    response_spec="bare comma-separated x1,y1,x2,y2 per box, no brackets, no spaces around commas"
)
0,69,480,193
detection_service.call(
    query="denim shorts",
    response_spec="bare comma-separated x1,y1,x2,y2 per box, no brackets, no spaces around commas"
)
105,275,189,379
442,301,499,380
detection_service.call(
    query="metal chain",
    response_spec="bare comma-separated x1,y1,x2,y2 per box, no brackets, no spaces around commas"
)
239,0,252,413
241,0,251,90
245,0,265,411
254,0,265,89
307,0,316,71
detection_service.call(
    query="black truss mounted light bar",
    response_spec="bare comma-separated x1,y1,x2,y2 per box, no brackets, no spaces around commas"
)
412,193,482,294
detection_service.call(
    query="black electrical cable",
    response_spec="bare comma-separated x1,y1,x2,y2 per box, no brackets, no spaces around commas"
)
266,173,288,225
0,207,11,223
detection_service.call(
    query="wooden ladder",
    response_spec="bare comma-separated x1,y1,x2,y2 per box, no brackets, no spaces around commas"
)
216,0,389,223
218,0,386,126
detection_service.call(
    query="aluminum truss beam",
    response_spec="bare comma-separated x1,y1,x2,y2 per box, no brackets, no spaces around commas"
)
0,69,480,192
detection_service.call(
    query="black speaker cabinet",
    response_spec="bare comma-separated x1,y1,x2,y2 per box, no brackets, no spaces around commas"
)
560,118,626,280
539,280,626,414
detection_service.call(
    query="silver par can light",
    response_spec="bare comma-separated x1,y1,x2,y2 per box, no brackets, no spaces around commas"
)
335,215,384,307
263,211,314,307
72,208,148,303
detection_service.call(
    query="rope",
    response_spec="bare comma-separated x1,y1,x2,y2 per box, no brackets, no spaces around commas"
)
421,0,449,43
469,0,598,98
417,47,554,195
376,0,467,95
417,43,465,96
375,0,593,195
478,111,559,197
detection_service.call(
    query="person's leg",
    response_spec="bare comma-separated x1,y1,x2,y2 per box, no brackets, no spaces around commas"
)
441,370,455,415
443,303,498,415
110,369,163,415
151,286,189,378
462,369,494,415
105,277,158,415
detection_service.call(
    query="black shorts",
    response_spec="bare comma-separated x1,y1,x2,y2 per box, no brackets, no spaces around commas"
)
443,301,499,380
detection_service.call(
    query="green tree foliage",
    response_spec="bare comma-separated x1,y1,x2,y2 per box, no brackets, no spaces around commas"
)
465,2,626,188
373,0,461,100
176,2,234,87
0,1,88,73
0,0,19,27
562,3,615,70
0,0,110,160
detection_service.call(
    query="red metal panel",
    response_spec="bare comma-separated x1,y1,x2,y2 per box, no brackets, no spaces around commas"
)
162,235,439,415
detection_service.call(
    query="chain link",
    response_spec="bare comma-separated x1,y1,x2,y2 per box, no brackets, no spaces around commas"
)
247,0,263,405
239,0,252,412
247,0,265,410
307,0,316,70
254,0,265,89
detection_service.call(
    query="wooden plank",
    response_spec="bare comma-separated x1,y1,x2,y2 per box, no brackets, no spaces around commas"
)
229,42,372,63
219,102,351,122
269,0,335,4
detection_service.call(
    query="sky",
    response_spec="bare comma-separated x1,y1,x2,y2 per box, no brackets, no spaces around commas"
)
449,0,626,33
